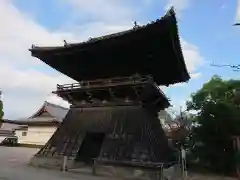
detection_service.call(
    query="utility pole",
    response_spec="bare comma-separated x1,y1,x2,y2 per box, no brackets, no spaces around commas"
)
179,106,187,180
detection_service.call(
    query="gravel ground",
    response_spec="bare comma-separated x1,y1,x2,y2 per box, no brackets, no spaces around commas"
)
0,146,237,180
0,146,114,180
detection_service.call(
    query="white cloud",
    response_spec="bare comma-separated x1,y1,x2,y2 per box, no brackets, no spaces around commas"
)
0,0,134,119
63,22,132,42
142,0,153,6
0,0,75,118
168,40,204,89
46,95,70,109
0,62,74,119
172,99,187,110
61,0,135,22
190,72,202,79
181,39,204,78
235,0,240,22
0,1,75,66
164,0,191,16
220,4,226,10
0,0,203,119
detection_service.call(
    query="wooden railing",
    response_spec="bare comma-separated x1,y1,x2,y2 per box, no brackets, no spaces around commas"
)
56,75,154,91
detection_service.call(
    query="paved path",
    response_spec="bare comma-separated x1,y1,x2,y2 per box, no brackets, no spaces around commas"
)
0,146,114,180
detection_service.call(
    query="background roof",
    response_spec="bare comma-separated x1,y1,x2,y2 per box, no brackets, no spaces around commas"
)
30,101,69,121
2,101,69,126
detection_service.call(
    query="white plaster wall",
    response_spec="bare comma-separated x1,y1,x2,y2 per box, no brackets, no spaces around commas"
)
15,126,57,146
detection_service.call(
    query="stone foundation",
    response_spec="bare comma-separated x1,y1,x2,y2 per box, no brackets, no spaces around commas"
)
29,155,75,170
94,165,161,180
30,156,179,180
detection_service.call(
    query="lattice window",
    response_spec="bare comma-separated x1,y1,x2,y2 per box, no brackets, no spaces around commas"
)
22,131,27,136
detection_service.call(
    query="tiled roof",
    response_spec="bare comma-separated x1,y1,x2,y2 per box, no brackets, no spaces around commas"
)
2,101,69,126
0,122,19,131
43,101,69,121
30,8,176,52
29,7,190,86
30,101,69,122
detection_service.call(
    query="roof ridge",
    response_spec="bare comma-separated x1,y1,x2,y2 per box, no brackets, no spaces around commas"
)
30,7,177,51
29,7,190,85
44,101,69,110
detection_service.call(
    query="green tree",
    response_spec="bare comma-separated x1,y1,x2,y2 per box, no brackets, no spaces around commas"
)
0,99,3,128
186,75,240,174
0,99,3,120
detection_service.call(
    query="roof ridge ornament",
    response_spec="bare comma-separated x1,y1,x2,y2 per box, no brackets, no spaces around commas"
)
87,37,93,42
166,6,175,17
133,21,140,29
63,40,68,47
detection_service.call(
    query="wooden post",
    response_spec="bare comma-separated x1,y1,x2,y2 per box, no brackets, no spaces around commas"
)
92,159,96,175
161,165,163,180
157,165,163,180
62,156,68,172
180,145,187,180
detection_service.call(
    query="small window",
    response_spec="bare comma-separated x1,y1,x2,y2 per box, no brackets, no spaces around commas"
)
22,132,27,136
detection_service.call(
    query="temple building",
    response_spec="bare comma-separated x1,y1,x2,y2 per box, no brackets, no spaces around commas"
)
29,8,190,180
2,101,68,146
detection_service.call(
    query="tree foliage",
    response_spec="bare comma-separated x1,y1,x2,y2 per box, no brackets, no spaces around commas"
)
186,75,240,173
0,99,3,128
0,99,3,120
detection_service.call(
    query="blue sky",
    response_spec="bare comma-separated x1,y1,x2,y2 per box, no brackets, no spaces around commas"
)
0,0,239,118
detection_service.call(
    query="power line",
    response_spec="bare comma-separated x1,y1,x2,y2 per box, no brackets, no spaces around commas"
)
211,63,240,72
